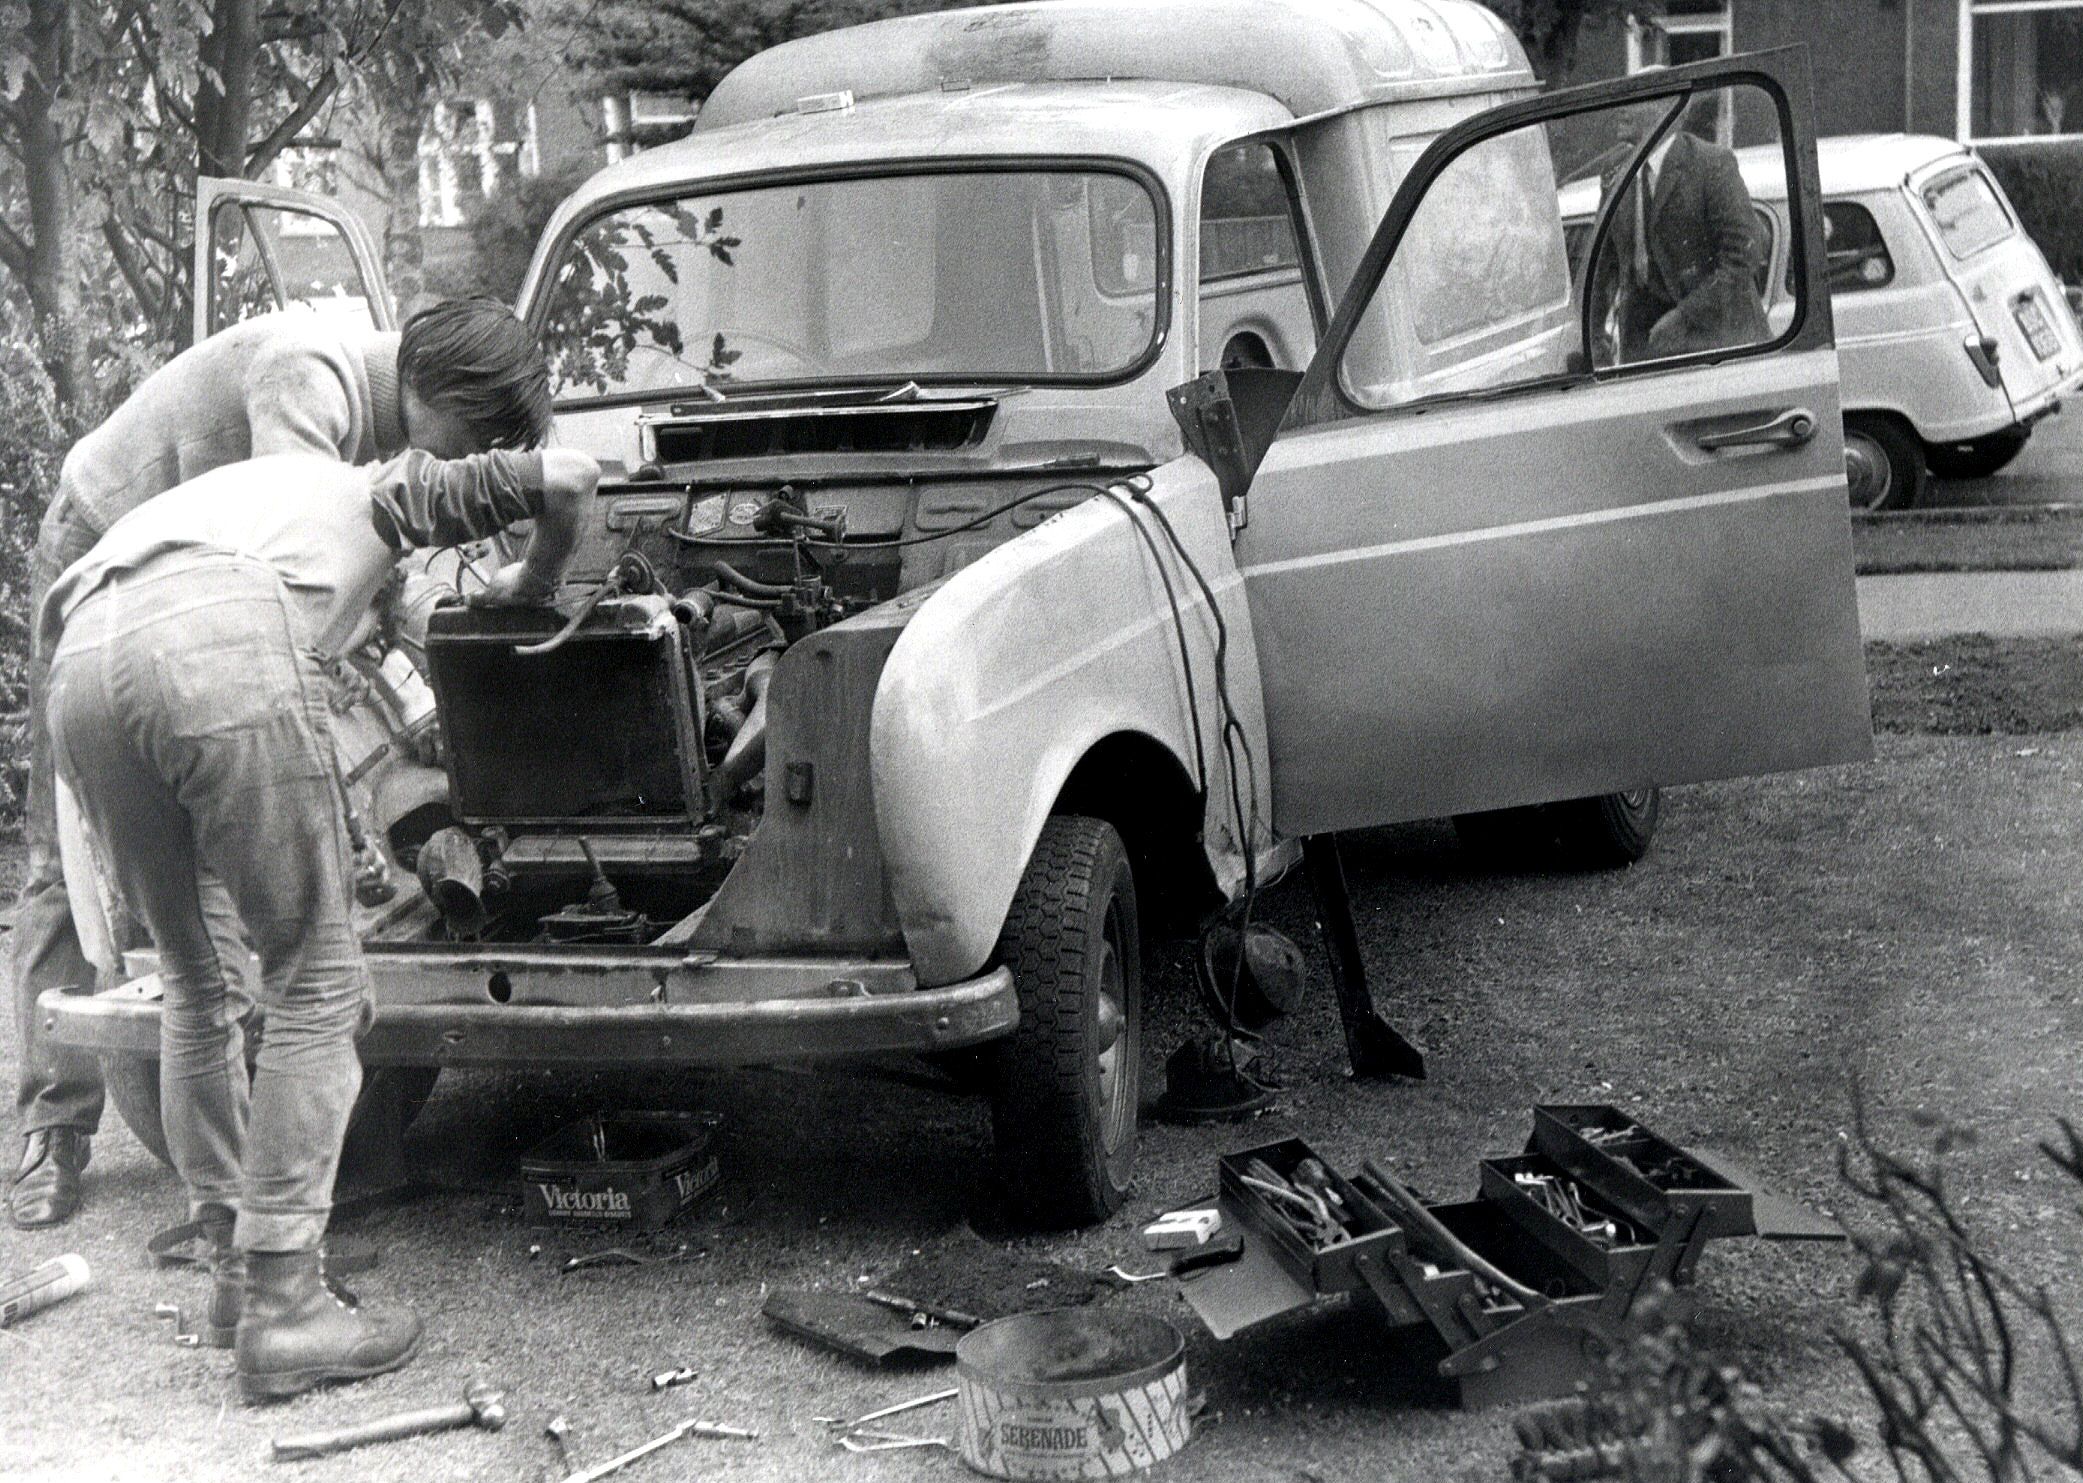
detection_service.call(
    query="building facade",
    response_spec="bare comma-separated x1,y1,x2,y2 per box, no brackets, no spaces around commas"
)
1554,0,2083,148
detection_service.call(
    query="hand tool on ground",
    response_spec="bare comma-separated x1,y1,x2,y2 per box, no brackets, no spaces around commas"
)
815,1386,959,1433
556,1417,759,1482
269,1378,507,1461
859,1288,983,1329
153,1299,201,1347
562,1242,691,1273
545,1415,574,1473
838,1429,949,1453
650,1366,697,1390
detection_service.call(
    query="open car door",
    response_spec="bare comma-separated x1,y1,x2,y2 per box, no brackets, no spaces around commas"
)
1235,49,1871,839
193,175,395,345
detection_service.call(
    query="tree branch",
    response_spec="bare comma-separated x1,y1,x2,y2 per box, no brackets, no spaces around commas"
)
245,65,339,177
102,217,167,325
0,214,30,280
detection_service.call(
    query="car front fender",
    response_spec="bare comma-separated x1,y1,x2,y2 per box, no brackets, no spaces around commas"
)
870,460,1272,985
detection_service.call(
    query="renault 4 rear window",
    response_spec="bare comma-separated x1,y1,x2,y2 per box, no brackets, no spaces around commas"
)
1822,201,1894,291
1920,167,2013,259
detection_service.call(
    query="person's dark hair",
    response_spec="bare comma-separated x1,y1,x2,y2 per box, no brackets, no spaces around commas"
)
397,296,553,450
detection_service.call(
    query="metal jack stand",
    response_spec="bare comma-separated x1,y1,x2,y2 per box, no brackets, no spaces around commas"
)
1302,835,1425,1080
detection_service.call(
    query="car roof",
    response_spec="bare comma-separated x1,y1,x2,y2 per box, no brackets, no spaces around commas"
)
552,80,1292,205
520,80,1296,305
1734,133,1972,201
1557,133,1974,218
696,0,1534,130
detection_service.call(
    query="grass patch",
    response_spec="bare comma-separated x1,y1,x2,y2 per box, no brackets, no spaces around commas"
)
1854,512,2083,575
1867,635,2083,734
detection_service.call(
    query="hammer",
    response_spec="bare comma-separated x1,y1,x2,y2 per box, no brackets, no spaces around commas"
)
270,1378,506,1462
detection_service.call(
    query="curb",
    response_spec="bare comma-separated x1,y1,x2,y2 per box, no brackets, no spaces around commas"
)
1855,503,2083,526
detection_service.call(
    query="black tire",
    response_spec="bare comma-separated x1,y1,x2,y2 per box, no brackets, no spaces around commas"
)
1550,788,1661,869
988,815,1141,1229
102,1054,440,1171
1926,425,2031,481
1453,789,1660,870
1844,413,1925,511
1450,804,1546,862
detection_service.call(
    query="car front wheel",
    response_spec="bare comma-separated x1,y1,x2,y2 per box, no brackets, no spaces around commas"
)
988,815,1141,1229
1844,412,1925,511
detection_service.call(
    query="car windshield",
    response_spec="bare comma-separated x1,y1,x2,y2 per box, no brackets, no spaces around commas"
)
539,168,1164,402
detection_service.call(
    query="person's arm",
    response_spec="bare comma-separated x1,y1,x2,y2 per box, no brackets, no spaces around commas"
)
1661,149,1764,335
471,449,597,606
365,447,600,606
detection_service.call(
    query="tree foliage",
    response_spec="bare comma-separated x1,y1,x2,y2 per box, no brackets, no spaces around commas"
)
571,0,983,113
0,1,523,431
1483,0,1665,81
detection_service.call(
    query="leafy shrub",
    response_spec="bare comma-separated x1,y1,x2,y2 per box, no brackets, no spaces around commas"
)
0,300,68,836
1979,144,2083,284
466,158,602,305
1509,1100,2083,1482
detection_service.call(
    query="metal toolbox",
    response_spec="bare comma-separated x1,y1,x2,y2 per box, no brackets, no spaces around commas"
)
1478,1151,1659,1288
1217,1137,1403,1294
1181,1105,1843,1408
1529,1104,1751,1239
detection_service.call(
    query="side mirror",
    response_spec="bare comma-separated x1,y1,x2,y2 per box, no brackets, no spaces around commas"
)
1165,367,1302,528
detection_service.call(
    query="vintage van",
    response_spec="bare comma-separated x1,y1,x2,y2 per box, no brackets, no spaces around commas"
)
49,1,1870,1227
1564,133,2083,510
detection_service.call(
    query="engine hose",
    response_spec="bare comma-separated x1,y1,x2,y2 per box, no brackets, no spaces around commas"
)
712,560,792,599
708,588,783,611
1358,1160,1545,1307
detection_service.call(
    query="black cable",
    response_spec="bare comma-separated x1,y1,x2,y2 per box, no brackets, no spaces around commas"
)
1095,488,1208,807
665,480,1113,552
1112,481,1272,1082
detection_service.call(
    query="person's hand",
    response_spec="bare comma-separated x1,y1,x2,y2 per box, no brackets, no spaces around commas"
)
542,447,602,498
468,449,600,606
468,560,559,607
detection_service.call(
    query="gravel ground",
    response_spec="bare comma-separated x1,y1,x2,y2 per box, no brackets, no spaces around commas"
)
4,706,2082,1481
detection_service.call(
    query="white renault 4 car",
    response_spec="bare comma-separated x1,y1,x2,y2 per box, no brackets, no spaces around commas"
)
1566,133,2083,509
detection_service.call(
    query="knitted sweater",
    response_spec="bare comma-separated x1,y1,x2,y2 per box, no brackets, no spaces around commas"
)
55,312,405,539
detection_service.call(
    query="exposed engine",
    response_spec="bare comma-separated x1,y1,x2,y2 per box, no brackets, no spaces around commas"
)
329,388,1143,951
367,446,1103,950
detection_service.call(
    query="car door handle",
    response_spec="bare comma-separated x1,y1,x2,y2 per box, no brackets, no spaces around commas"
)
1695,409,1817,452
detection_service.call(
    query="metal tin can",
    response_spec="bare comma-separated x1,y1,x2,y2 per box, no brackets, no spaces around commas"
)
955,1309,1189,1480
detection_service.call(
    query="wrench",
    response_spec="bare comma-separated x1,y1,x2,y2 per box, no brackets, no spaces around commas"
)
815,1387,958,1433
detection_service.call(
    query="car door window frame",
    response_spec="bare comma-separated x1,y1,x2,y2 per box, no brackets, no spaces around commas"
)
1281,49,1828,431
192,175,397,345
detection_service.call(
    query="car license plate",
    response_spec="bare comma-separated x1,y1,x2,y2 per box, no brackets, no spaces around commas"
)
2016,293,2061,361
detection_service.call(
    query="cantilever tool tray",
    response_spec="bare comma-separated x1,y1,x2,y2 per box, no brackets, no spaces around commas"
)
1179,1105,1842,1407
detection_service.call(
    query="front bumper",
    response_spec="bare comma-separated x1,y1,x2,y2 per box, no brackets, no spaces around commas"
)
39,946,1019,1068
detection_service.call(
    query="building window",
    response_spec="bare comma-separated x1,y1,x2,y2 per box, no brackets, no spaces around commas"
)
420,99,517,228
1626,1,1734,143
269,144,343,238
1962,0,2083,141
602,92,698,163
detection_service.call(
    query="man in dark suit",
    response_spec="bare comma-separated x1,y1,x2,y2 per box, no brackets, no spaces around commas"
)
1601,95,1770,362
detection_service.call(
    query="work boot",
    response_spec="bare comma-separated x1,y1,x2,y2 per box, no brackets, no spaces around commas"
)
198,1208,243,1349
7,1128,90,1229
236,1249,421,1404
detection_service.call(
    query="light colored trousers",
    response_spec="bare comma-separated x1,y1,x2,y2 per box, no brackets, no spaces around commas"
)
47,553,369,1252
12,490,249,1136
